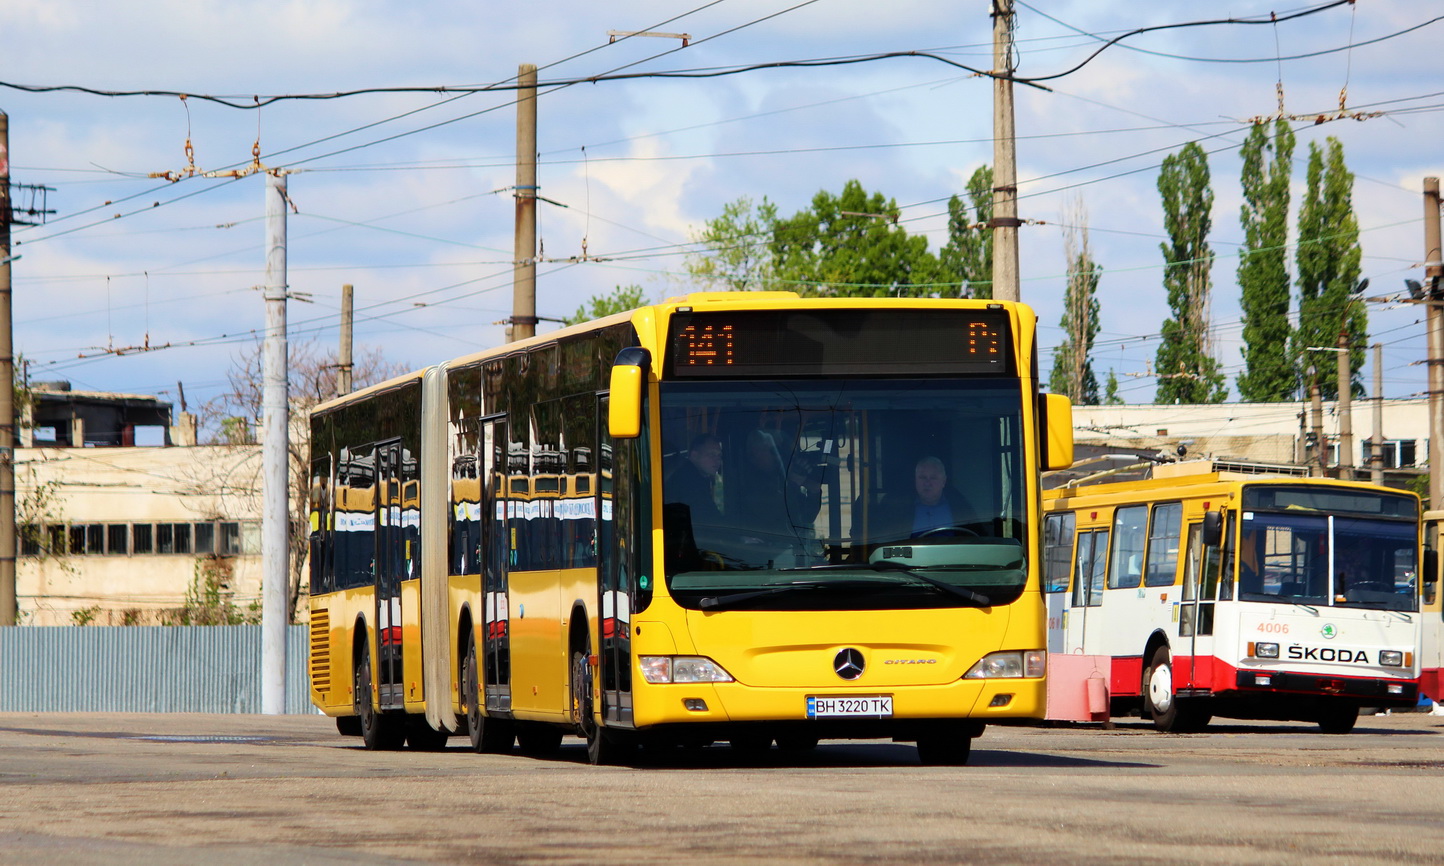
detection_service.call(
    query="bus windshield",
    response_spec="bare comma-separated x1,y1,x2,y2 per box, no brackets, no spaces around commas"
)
659,378,1028,610
1237,511,1418,612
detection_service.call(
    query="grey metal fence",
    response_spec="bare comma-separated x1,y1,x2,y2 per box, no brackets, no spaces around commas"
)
0,625,315,713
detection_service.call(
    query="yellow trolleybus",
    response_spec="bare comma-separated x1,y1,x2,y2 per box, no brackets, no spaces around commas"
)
1044,465,1422,733
307,292,1074,764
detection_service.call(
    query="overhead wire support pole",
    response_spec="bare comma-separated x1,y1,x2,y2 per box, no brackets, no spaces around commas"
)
261,170,289,714
0,110,14,626
511,63,538,343
991,0,1021,303
1426,177,1443,511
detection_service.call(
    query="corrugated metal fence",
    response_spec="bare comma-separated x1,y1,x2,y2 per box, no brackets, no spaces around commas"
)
0,625,316,714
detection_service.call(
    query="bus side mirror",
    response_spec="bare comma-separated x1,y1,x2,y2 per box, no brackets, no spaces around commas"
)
608,347,651,439
1041,392,1074,471
1202,510,1223,547
1424,548,1438,606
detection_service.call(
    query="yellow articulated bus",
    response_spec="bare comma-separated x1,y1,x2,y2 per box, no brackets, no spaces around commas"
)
307,292,1074,765
1044,466,1423,733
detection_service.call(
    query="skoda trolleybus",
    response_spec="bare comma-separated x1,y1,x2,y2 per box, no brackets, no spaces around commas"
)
1043,466,1423,733
1419,510,1444,702
307,292,1074,764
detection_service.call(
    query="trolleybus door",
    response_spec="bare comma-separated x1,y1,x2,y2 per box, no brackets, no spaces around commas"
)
375,440,405,710
1179,514,1224,689
1067,528,1108,654
596,396,636,725
481,418,512,712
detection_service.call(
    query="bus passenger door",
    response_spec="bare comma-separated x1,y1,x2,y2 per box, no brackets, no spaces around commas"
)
1180,515,1224,690
1066,529,1108,654
375,440,405,710
481,418,512,712
597,397,638,725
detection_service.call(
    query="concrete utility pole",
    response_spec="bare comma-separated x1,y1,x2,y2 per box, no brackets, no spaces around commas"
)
1336,331,1353,481
261,171,289,714
1310,373,1325,477
1371,343,1384,485
990,0,1021,303
0,111,14,626
511,63,538,342
1426,177,1443,510
337,283,353,398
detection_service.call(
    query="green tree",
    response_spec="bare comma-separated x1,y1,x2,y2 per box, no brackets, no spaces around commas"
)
1292,137,1365,399
564,284,648,326
1154,142,1226,404
1103,370,1124,405
1049,201,1101,404
770,180,942,297
1236,119,1296,402
683,196,778,292
939,165,994,298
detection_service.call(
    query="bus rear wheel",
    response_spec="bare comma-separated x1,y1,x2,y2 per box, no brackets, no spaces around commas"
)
355,644,404,751
463,633,514,754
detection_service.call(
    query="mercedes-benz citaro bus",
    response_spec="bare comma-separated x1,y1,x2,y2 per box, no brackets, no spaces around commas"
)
307,292,1074,765
1044,466,1423,733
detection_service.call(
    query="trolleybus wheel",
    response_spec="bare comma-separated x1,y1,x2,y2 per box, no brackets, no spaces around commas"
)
1144,645,1211,733
1317,702,1359,734
355,642,405,751
463,633,514,753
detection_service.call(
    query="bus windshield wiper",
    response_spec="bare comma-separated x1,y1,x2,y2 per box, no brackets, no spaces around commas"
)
699,580,832,610
782,561,990,607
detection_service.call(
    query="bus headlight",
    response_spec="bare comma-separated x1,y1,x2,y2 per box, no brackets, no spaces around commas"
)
964,650,1045,679
1252,642,1279,659
1380,650,1404,667
639,656,735,684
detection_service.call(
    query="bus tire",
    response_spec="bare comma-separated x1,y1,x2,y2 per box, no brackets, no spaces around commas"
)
463,633,514,754
916,733,972,766
572,642,633,766
1317,702,1359,734
1143,646,1212,733
355,644,405,751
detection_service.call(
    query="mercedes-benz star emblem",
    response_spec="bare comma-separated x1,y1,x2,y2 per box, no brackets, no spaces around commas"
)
834,648,865,680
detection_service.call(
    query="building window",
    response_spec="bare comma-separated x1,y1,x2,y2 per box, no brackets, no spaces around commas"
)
108,524,129,555
133,524,154,554
1362,439,1418,470
195,523,216,555
220,522,243,555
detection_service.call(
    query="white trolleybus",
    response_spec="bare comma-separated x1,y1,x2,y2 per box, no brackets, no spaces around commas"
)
1043,463,1422,733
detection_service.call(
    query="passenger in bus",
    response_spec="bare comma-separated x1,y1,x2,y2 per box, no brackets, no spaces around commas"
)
877,456,981,540
665,433,724,524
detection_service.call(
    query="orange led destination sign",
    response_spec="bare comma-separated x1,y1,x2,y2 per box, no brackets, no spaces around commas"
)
666,309,1010,378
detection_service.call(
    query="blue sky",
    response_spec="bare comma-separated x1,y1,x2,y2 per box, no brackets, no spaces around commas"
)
2,0,1441,420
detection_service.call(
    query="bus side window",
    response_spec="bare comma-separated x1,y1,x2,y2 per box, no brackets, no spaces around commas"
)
1043,512,1075,593
1109,505,1146,590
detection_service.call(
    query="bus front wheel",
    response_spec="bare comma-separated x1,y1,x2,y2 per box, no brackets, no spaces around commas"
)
571,643,633,765
1144,646,1210,733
